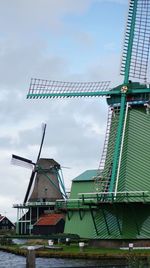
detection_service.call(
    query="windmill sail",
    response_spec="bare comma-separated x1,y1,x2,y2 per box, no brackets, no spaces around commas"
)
120,0,150,83
37,123,46,161
27,78,111,99
24,171,36,203
24,123,47,203
11,154,34,169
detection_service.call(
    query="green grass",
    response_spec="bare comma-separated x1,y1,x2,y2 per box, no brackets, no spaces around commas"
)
1,242,150,260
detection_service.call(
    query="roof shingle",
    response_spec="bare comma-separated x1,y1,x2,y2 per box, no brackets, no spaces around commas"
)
34,213,64,226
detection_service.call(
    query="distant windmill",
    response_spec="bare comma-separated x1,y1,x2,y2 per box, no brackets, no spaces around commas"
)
12,123,67,204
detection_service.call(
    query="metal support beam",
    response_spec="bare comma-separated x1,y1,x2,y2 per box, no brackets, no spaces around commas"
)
36,207,38,222
131,205,140,235
81,194,85,204
78,209,85,220
29,207,32,235
78,200,84,220
67,211,73,221
89,205,98,235
101,207,110,235
24,209,26,235
16,208,19,234
57,171,67,198
113,205,122,235
21,209,23,235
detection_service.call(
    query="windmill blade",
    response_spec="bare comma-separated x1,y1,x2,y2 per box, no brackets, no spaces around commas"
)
24,123,47,203
61,166,71,169
27,78,112,99
37,123,47,161
24,123,46,203
24,171,36,203
11,154,36,203
120,0,150,83
11,154,34,169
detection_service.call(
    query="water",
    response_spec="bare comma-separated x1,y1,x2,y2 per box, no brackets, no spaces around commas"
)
0,251,127,268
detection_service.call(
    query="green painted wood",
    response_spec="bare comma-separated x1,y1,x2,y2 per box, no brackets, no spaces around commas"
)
27,90,119,99
70,181,96,199
64,203,150,239
109,94,126,192
64,100,150,239
27,87,150,99
118,107,150,194
64,210,95,238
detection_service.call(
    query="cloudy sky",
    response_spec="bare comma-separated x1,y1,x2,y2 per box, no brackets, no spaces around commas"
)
0,0,127,221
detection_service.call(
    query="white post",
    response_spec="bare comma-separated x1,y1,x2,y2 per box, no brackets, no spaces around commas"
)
129,243,133,251
26,246,35,268
79,242,85,252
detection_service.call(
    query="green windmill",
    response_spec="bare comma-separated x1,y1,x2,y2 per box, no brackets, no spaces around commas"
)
27,0,150,243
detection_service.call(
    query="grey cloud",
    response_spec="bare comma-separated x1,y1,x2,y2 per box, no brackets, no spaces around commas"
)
0,39,68,89
0,0,93,36
95,0,126,4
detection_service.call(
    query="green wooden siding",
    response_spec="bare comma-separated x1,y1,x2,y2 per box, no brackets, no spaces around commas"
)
70,181,96,199
118,107,150,193
65,204,150,239
64,211,95,238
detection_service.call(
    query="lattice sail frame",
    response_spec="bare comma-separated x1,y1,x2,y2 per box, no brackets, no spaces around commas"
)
94,107,113,192
120,0,150,82
28,78,111,98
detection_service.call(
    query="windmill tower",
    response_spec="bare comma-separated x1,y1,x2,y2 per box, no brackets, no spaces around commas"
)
12,124,66,235
27,0,150,245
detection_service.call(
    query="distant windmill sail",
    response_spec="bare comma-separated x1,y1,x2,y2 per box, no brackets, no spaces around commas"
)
37,123,46,161
24,171,36,203
11,154,34,169
24,123,47,203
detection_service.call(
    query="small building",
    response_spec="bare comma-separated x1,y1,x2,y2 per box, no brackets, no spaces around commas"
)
0,215,15,231
63,169,98,238
69,169,98,199
33,213,65,235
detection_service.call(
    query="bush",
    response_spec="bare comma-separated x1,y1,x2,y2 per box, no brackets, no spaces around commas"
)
0,237,13,246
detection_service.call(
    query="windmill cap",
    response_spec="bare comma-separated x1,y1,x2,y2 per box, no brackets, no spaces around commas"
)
36,158,60,169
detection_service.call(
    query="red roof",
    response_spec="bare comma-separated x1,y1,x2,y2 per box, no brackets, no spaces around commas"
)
34,214,64,226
